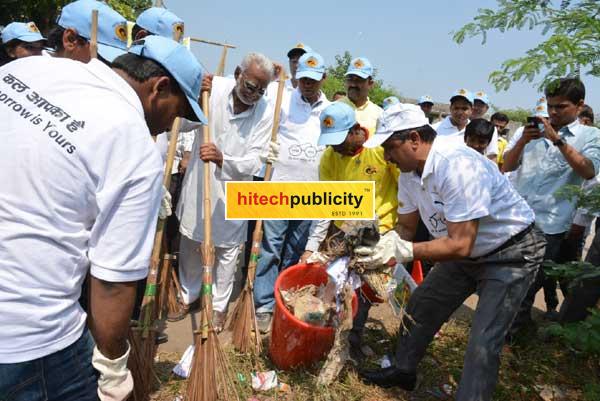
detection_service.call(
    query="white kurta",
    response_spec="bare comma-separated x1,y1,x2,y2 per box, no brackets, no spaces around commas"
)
177,76,274,247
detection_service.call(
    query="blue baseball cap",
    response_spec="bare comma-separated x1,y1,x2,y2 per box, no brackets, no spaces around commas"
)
382,96,400,110
295,52,325,81
345,57,374,79
318,102,357,146
1,22,46,43
450,88,474,105
474,90,490,105
136,7,184,41
287,42,312,58
533,103,549,118
129,36,207,124
57,0,128,62
418,95,433,105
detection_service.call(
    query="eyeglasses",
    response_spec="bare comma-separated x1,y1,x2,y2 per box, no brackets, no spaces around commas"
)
241,73,266,96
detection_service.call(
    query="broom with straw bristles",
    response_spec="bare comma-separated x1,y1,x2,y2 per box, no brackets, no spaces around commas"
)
185,91,239,401
227,68,286,354
129,117,182,401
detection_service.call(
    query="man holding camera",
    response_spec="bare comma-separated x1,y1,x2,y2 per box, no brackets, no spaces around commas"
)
503,78,600,330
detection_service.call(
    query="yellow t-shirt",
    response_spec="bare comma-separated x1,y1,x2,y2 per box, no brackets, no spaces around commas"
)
497,137,508,165
355,99,383,136
319,146,399,233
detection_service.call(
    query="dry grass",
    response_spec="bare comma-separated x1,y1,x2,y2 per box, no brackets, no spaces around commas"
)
149,311,600,401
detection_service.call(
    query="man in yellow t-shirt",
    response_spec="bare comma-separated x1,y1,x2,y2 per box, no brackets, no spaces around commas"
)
300,101,399,360
491,112,510,169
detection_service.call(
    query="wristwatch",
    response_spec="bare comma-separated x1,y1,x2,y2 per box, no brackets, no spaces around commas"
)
553,138,566,147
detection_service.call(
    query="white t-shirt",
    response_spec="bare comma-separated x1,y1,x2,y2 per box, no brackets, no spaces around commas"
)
0,57,163,363
397,138,534,258
271,89,329,181
177,76,273,247
156,128,196,174
432,116,499,156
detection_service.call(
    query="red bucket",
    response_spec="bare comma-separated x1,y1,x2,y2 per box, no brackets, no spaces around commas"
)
269,263,358,370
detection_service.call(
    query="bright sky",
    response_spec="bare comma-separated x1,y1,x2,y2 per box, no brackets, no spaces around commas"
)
167,0,599,112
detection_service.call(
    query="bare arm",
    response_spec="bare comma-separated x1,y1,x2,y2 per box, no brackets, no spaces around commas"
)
413,219,478,262
89,277,137,359
397,211,419,241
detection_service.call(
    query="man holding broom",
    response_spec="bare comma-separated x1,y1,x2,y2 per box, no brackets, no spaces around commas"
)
176,52,279,331
355,103,545,401
253,51,330,333
0,35,207,401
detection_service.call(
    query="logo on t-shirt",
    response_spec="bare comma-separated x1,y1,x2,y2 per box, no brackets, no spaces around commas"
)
364,165,378,175
428,212,447,233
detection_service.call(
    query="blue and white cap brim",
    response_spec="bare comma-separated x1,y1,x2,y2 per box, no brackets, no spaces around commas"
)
296,70,323,81
97,42,126,62
364,132,392,148
318,130,350,146
345,69,370,79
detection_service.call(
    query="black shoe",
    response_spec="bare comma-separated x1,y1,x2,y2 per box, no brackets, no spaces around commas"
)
359,367,417,390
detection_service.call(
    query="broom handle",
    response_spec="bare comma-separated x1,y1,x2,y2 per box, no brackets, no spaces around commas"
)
139,118,182,331
200,90,214,339
215,47,228,77
246,68,286,283
90,10,98,59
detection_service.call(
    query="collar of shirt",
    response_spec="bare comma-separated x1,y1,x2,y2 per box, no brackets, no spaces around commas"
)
85,59,144,118
559,119,580,137
226,86,257,120
295,88,327,109
440,115,469,133
418,137,442,184
355,97,375,111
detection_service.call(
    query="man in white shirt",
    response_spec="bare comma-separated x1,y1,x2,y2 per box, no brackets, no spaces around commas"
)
356,103,545,401
432,89,498,160
176,52,276,331
253,52,330,332
0,35,206,401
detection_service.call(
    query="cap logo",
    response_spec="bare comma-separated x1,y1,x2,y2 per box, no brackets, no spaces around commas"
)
27,22,40,33
114,23,127,43
295,43,304,48
538,97,546,103
173,22,184,35
306,57,318,68
323,116,335,128
536,105,545,111
458,89,467,95
476,91,484,97
353,59,364,68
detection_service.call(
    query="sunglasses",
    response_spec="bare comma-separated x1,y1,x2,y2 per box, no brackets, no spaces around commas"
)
241,73,266,96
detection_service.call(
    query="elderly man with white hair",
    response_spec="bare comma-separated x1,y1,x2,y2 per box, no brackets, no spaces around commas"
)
174,53,277,330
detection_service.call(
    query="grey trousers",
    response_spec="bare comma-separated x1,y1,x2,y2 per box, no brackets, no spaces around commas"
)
394,228,546,401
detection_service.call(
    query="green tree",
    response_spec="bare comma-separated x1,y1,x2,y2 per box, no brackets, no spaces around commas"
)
322,50,399,105
1,0,151,33
497,107,530,124
453,0,600,91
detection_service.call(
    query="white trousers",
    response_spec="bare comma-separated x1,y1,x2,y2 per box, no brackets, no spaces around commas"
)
178,235,241,313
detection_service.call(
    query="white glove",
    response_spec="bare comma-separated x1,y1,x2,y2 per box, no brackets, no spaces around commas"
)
354,230,414,266
92,344,134,401
306,251,331,265
159,185,172,220
267,140,280,164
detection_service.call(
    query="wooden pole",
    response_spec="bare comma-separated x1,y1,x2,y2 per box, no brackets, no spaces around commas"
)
215,46,228,77
189,37,236,49
90,10,98,59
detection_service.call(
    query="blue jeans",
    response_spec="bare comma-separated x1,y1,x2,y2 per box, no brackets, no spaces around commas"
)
0,329,98,401
253,219,311,313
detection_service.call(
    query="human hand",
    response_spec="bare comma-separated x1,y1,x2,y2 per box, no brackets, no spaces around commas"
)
267,140,280,164
199,142,223,167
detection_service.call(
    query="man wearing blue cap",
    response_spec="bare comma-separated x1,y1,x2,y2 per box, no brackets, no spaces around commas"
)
253,52,330,332
355,102,545,401
472,90,491,119
503,78,600,332
417,94,434,117
432,89,498,160
133,7,185,42
46,0,128,63
266,42,312,101
0,35,206,400
344,56,383,136
300,101,399,357
176,52,277,331
0,22,47,66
